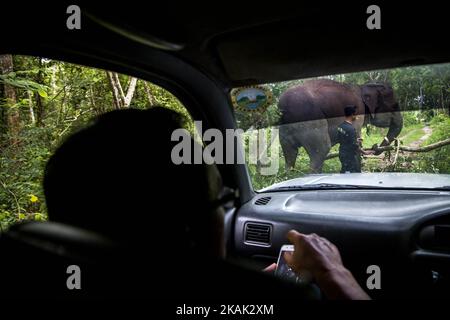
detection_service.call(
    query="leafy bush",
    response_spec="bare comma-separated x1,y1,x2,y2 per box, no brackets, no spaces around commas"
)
414,114,450,174
0,126,51,230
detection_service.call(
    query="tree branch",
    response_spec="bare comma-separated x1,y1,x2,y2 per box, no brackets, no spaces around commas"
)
326,138,450,159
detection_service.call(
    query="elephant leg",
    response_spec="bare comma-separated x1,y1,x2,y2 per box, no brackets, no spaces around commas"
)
305,146,330,173
279,124,300,170
300,120,331,173
281,142,299,171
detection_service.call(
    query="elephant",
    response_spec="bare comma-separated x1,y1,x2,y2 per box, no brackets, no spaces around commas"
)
278,79,403,173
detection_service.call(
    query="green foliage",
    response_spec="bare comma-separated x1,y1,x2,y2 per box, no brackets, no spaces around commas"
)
0,126,51,231
414,115,450,173
0,72,48,94
402,111,422,127
0,55,191,230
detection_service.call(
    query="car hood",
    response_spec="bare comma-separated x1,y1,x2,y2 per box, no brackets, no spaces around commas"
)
261,173,450,191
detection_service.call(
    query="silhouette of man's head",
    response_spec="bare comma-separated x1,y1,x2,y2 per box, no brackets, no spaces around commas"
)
344,105,357,117
43,107,224,257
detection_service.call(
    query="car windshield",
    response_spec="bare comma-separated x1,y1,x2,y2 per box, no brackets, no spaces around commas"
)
233,63,450,191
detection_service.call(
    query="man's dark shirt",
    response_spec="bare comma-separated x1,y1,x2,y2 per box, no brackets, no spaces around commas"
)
337,121,360,173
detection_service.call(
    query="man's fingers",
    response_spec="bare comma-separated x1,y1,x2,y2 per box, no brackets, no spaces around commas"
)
262,263,277,273
284,251,307,276
286,230,305,246
319,238,333,251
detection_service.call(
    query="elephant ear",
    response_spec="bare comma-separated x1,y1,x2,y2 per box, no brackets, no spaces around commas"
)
361,85,380,118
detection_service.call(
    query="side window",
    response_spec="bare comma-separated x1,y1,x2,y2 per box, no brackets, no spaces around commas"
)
0,54,193,230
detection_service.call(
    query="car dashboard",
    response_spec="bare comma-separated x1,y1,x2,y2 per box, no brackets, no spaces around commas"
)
231,189,450,299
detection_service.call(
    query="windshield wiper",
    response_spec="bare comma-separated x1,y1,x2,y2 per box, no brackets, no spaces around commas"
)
268,184,450,192
269,183,368,191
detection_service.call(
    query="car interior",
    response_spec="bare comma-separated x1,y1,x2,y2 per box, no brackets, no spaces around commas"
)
1,3,450,300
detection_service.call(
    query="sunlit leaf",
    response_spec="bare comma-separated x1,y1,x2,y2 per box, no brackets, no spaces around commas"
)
38,89,48,98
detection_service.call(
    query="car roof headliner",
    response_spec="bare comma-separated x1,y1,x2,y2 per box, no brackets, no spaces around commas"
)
1,3,449,88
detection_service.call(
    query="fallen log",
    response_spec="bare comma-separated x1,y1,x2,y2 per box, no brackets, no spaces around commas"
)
325,138,450,160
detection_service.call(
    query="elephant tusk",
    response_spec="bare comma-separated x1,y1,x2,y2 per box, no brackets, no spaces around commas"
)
384,137,390,144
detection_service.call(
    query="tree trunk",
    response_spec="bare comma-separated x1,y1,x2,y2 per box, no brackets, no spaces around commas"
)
57,87,67,126
35,58,45,126
405,93,409,110
114,73,125,102
106,71,137,109
106,71,124,109
143,81,155,107
0,76,4,138
0,54,20,142
418,78,424,111
124,77,137,108
27,91,36,125
50,64,57,96
34,92,44,126
326,138,450,160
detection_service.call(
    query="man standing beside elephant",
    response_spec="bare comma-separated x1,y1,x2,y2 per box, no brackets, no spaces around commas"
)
278,79,403,173
337,105,375,173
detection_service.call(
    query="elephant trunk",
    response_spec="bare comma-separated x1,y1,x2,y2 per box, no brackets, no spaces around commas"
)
380,112,403,147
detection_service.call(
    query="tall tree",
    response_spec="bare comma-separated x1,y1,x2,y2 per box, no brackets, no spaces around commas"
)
27,91,36,125
106,72,137,109
124,77,137,107
0,54,20,142
34,58,45,126
106,71,123,109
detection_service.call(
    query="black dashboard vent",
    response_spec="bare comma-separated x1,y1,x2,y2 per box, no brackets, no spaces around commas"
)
245,223,271,246
255,197,271,205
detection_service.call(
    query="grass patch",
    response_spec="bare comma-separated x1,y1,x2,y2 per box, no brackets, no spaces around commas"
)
399,124,426,145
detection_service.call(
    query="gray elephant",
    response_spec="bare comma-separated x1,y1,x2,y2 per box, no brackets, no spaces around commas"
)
278,79,403,172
